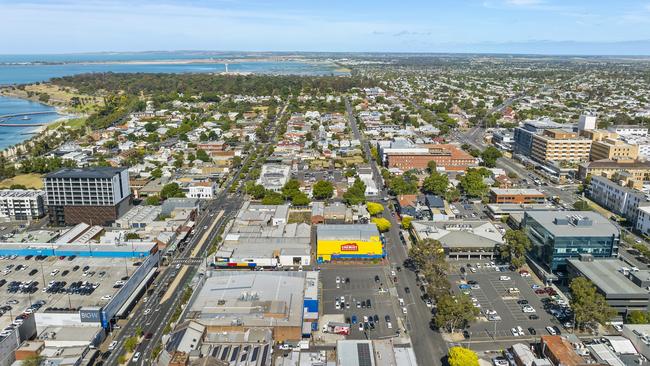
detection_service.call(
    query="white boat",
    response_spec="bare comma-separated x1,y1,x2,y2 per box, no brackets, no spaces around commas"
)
22,116,31,120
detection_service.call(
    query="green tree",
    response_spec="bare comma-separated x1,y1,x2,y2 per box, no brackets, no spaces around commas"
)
196,149,211,162
366,202,384,216
282,179,302,200
480,146,502,168
160,183,185,199
312,180,335,200
434,294,479,332
570,277,616,331
145,195,160,205
459,168,488,198
245,182,266,199
125,232,140,240
103,139,118,149
262,191,284,205
371,217,391,232
409,238,446,270
144,122,157,133
448,346,479,366
388,174,418,195
343,178,366,205
427,160,437,173
445,187,461,202
627,310,650,324
124,336,138,353
150,167,162,179
422,171,449,195
291,192,311,206
9,184,27,189
499,229,532,269
135,326,143,338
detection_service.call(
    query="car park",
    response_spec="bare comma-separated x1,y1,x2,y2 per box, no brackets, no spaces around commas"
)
546,326,557,335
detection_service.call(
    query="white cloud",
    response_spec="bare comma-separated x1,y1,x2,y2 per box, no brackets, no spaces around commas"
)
505,0,544,6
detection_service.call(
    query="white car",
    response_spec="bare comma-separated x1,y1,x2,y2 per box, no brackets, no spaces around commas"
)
522,306,536,313
101,295,112,301
425,299,433,308
387,322,393,329
358,323,364,331
402,307,408,314
546,326,557,335
511,328,519,336
132,352,141,362
335,277,341,284
50,270,59,276
470,267,477,273
363,316,369,322
143,308,151,315
517,326,525,336
335,302,340,310
499,276,511,281
108,341,118,350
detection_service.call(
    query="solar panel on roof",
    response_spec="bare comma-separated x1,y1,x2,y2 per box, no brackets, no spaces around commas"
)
357,343,372,366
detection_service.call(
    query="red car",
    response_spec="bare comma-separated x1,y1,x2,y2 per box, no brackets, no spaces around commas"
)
144,332,153,340
535,289,546,295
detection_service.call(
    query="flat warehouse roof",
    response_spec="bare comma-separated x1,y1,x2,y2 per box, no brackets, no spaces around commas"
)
525,211,618,237
568,259,649,297
316,224,380,242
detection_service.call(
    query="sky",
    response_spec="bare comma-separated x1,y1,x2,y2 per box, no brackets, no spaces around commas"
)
1,0,650,55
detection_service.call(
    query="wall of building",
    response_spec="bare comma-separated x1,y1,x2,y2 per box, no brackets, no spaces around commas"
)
316,239,383,262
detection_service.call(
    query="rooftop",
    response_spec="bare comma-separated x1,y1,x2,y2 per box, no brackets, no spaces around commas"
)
316,224,380,242
490,188,545,196
567,258,649,297
45,167,126,179
524,211,619,237
412,220,504,249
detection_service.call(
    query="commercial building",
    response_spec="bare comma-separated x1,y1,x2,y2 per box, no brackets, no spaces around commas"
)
256,164,291,192
578,159,650,182
489,188,545,204
620,135,650,159
316,224,383,263
531,129,592,164
336,339,418,366
522,211,619,273
540,336,585,366
0,189,45,221
513,119,565,157
607,125,648,137
492,129,514,151
486,203,556,221
44,167,132,226
567,256,649,314
380,140,477,172
215,203,310,268
411,220,504,260
185,271,318,342
589,175,649,224
590,138,639,161
577,114,597,131
622,324,650,359
187,181,216,199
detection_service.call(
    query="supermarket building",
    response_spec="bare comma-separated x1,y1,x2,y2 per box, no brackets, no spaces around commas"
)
316,224,384,263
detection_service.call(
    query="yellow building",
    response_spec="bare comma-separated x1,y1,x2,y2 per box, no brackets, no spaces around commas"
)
316,224,383,263
531,129,592,163
590,138,639,161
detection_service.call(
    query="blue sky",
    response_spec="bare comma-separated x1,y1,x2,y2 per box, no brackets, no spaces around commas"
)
1,0,650,55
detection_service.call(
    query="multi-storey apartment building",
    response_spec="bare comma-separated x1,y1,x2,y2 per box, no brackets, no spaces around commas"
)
578,159,650,184
590,138,639,161
513,119,565,157
44,167,131,226
531,129,592,164
607,125,649,137
382,141,477,171
589,175,649,224
0,190,45,221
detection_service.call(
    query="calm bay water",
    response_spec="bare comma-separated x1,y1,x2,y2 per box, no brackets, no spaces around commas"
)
0,52,346,150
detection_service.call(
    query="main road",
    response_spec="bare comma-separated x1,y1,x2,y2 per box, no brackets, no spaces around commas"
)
105,103,288,366
345,97,449,365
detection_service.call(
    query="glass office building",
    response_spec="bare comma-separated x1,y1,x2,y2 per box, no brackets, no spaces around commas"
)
522,211,619,273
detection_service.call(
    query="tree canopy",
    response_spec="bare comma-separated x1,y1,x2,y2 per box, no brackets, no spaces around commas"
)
372,217,391,232
448,347,479,366
366,202,384,216
312,180,334,200
480,146,502,168
459,168,489,198
422,171,449,195
499,229,532,269
569,276,616,330
343,178,366,205
434,294,479,332
160,183,185,199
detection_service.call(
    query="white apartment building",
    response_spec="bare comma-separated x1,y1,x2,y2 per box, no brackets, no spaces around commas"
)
590,175,649,224
0,190,45,221
621,135,650,159
256,164,291,192
635,206,650,236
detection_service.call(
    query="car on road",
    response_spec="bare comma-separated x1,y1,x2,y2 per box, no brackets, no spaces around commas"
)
108,341,117,350
144,332,153,340
404,286,410,293
401,307,407,314
336,276,341,284
143,308,151,315
132,352,141,362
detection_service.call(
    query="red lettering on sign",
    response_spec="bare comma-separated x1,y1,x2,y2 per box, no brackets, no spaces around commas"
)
340,243,358,251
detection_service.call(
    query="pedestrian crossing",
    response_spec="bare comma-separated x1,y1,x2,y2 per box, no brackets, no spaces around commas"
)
171,257,204,265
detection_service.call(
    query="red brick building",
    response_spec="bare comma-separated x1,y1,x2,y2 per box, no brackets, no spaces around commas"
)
385,144,477,171
489,188,546,204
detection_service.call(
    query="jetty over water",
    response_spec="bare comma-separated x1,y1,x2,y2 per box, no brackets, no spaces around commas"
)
0,111,58,119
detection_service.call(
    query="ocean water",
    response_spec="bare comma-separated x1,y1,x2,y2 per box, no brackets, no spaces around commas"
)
0,96,59,150
0,52,347,150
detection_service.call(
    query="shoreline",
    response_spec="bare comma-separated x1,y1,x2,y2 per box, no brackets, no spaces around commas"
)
0,57,338,67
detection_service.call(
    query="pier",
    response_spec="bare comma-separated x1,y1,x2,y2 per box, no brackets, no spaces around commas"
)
0,111,58,119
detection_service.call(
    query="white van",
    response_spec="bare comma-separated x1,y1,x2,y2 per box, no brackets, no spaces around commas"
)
398,298,405,306
507,288,520,294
